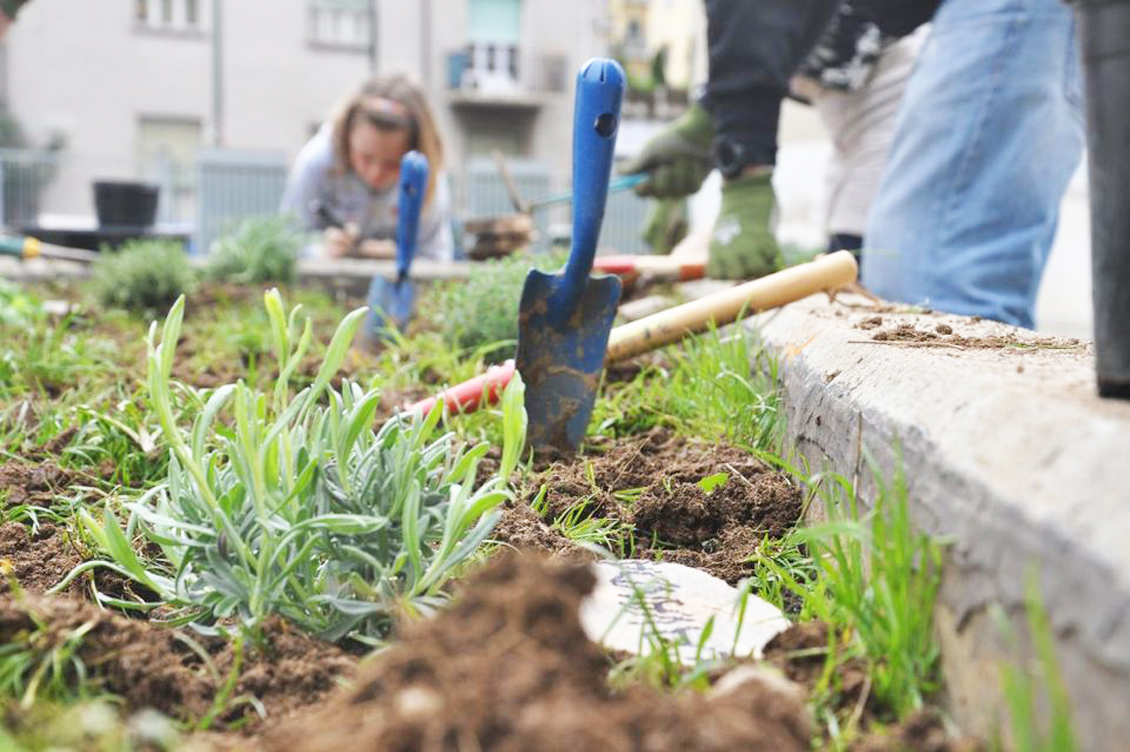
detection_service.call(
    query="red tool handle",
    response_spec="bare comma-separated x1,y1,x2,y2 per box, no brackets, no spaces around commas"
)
592,255,642,274
592,254,706,281
405,359,516,416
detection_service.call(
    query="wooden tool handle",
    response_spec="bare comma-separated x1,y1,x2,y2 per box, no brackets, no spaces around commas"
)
605,250,858,363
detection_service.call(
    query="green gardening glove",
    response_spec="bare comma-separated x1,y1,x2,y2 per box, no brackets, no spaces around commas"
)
620,104,715,199
707,173,784,280
641,197,689,255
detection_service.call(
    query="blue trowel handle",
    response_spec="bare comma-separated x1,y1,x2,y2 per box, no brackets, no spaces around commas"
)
561,58,625,306
396,151,429,281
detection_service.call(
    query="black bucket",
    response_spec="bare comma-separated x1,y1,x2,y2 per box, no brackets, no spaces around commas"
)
93,180,159,229
1075,0,1130,398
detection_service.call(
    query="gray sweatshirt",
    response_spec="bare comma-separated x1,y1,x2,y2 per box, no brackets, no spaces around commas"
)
279,124,455,261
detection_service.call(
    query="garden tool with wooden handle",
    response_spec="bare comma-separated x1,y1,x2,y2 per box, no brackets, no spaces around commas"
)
407,250,858,417
514,58,626,452
0,235,99,263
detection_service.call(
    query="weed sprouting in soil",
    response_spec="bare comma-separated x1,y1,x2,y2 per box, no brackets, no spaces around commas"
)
591,322,782,451
0,576,99,709
756,456,944,735
995,572,1078,752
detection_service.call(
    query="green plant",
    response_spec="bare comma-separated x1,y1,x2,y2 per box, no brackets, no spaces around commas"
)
758,458,943,722
997,573,1077,752
0,595,98,710
87,239,196,314
0,315,104,395
52,290,526,644
0,699,181,752
591,324,781,450
433,251,566,360
205,215,304,285
0,278,43,326
552,499,635,558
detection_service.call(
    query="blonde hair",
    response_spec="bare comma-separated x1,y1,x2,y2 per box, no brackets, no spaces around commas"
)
329,73,444,206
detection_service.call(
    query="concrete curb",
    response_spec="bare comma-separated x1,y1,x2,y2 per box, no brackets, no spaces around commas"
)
748,296,1130,751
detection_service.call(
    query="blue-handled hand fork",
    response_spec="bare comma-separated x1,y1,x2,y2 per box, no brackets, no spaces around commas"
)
366,150,429,338
515,58,626,451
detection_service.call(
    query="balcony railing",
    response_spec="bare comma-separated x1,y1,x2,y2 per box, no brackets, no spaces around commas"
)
446,45,569,105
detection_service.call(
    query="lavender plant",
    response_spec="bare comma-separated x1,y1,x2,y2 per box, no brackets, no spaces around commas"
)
53,289,526,644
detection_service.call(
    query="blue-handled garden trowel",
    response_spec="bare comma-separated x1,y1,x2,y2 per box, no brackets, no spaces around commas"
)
366,150,429,339
515,58,626,451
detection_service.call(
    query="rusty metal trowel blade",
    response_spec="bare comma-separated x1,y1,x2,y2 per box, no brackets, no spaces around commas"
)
515,269,621,451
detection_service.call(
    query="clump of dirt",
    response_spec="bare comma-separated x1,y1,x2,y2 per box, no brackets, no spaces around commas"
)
0,593,355,730
866,321,1088,352
489,500,592,561
269,553,813,752
851,710,984,752
765,621,871,720
0,521,163,606
513,429,801,584
857,316,884,330
0,461,76,507
872,323,938,342
0,522,82,596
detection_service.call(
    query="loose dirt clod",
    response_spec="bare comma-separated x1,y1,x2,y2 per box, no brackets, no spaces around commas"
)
270,553,813,752
850,710,984,752
508,429,801,583
0,521,82,596
0,461,75,507
0,593,355,731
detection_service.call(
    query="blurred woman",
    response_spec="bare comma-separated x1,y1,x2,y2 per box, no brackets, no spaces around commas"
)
281,73,454,261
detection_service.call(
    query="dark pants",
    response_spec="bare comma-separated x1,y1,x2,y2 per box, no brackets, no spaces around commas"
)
701,0,842,166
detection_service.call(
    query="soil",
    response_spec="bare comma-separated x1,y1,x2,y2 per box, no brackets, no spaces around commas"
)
851,710,984,752
0,460,75,507
0,521,83,597
0,592,355,733
764,621,870,719
268,553,813,752
489,499,592,561
501,428,802,584
863,321,1086,352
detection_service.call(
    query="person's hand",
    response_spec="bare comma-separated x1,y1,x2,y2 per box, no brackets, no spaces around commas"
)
707,171,784,280
357,239,396,259
619,104,715,199
641,197,688,255
323,223,359,258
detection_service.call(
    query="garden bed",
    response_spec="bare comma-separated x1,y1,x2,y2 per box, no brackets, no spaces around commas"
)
0,270,1045,751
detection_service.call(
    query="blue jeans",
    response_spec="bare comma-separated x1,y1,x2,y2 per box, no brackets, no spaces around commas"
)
862,0,1085,329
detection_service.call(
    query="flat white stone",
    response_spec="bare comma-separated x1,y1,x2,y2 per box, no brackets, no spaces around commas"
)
579,559,791,665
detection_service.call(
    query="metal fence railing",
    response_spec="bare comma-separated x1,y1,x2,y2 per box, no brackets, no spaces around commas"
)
195,148,289,255
462,156,651,256
0,148,58,230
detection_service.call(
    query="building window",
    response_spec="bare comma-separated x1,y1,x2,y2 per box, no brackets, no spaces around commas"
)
308,0,371,49
134,0,203,33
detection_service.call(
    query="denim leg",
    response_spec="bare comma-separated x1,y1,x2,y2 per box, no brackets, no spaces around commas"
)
862,0,1084,328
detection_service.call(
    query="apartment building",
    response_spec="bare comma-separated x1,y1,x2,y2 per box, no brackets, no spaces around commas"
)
0,0,612,225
